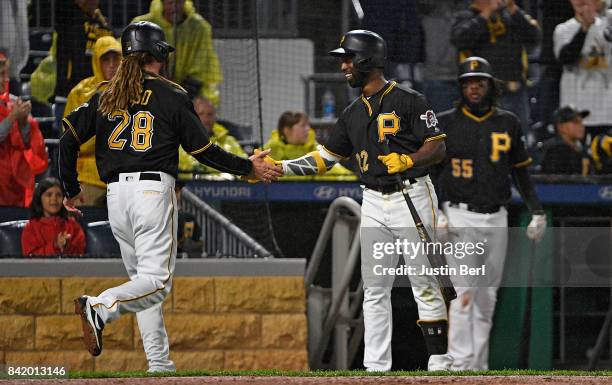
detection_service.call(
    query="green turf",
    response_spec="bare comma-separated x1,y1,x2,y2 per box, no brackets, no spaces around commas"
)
65,369,612,379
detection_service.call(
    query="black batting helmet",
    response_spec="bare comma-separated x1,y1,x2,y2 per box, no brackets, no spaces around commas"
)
121,21,174,62
329,30,387,72
458,56,494,80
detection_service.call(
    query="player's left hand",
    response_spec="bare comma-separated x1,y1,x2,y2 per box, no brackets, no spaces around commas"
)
247,149,283,183
63,193,84,217
526,213,547,243
377,153,414,174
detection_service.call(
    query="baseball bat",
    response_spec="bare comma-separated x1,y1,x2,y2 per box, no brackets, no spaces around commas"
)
382,142,457,304
518,240,536,369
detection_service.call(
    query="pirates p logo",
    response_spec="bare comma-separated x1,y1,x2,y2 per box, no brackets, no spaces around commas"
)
377,111,401,142
470,60,479,71
340,35,345,46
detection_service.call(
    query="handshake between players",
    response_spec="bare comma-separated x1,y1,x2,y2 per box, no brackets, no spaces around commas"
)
247,149,284,183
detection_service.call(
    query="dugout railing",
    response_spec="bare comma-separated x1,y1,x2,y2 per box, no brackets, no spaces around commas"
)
180,187,273,258
306,196,363,370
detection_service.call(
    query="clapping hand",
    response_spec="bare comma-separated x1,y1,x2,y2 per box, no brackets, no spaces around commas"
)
7,98,31,126
13,98,31,127
56,231,72,252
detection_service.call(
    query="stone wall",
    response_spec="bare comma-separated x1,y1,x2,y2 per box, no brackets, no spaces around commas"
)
0,276,308,372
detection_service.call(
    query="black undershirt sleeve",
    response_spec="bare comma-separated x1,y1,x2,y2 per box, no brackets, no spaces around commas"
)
58,126,82,198
176,93,252,176
558,29,587,65
59,96,98,198
192,144,253,176
511,167,543,213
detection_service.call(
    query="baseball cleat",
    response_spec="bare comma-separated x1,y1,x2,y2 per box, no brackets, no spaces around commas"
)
74,296,104,356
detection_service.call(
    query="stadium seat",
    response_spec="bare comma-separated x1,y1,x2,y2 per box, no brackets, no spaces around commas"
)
85,221,120,258
0,220,28,257
0,206,30,222
21,30,53,78
77,207,109,231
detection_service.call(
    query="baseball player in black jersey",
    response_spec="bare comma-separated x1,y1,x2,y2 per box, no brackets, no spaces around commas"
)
276,30,452,371
434,56,546,370
59,21,281,371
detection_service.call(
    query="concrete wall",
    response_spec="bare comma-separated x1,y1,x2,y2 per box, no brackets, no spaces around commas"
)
0,259,308,372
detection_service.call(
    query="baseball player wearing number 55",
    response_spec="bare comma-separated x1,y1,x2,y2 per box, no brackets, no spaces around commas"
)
58,21,281,372
434,57,546,370
275,30,453,371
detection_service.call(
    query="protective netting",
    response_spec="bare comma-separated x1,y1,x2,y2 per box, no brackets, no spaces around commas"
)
0,0,610,260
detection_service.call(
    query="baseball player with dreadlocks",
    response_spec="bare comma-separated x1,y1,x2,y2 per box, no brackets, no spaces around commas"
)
59,21,281,372
275,30,452,371
434,56,546,370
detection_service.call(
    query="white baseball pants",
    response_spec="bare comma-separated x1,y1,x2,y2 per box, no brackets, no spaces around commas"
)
87,171,177,372
360,175,451,372
443,202,508,371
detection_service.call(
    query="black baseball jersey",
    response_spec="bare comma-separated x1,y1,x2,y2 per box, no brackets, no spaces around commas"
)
540,137,589,175
324,81,446,186
55,1,112,98
59,76,251,198
436,107,532,206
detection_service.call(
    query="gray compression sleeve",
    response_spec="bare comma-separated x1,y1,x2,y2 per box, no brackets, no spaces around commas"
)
281,148,340,176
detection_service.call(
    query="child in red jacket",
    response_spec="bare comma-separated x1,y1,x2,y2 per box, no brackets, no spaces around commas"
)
21,177,86,256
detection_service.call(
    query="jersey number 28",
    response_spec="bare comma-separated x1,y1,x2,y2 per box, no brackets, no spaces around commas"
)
108,110,155,152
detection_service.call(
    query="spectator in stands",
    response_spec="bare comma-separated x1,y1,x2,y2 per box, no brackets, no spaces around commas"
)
194,97,246,157
53,0,112,123
540,105,591,174
533,1,574,141
266,111,317,160
30,34,57,108
21,177,86,256
451,0,541,138
0,0,29,96
264,111,354,179
554,0,612,136
591,131,612,174
179,97,246,176
133,0,223,105
417,0,465,112
62,36,121,206
174,180,202,255
0,50,48,207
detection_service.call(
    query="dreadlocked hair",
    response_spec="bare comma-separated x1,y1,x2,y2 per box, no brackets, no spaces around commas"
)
98,52,150,116
98,52,186,116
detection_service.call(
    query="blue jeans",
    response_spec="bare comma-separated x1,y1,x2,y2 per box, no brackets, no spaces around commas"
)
501,87,534,140
500,87,530,131
423,80,459,113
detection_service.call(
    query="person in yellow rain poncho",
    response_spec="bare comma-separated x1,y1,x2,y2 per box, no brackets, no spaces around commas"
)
132,0,222,105
62,36,121,206
178,97,247,179
264,111,356,181
30,34,57,106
